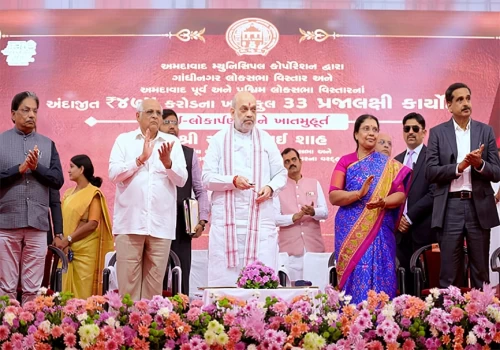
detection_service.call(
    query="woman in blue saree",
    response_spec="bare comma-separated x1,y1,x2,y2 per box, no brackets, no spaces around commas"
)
329,115,411,304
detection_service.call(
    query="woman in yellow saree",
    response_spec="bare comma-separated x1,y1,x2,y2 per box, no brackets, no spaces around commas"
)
54,155,114,299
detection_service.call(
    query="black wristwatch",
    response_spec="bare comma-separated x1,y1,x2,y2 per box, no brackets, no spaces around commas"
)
199,220,208,229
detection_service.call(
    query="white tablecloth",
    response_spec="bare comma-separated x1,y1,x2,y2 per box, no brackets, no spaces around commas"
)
202,287,320,306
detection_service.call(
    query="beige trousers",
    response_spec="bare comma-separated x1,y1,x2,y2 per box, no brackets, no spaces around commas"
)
115,234,171,300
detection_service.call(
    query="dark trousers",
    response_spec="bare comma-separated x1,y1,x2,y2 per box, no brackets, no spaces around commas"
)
163,209,192,296
438,198,490,289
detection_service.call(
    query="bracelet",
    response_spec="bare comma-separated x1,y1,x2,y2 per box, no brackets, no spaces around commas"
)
356,191,361,201
381,198,387,209
233,175,238,188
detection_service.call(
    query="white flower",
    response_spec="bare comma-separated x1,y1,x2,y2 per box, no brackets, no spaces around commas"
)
216,332,229,345
158,307,170,318
344,295,353,304
3,312,16,326
309,313,319,323
326,312,338,322
105,317,116,328
252,291,261,298
78,324,100,343
39,320,52,333
204,330,217,346
339,291,345,301
37,287,48,295
381,304,395,320
430,288,440,299
76,312,88,323
53,292,60,298
247,345,257,350
466,331,477,345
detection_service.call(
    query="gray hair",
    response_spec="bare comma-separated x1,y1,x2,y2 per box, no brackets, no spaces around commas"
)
136,100,144,113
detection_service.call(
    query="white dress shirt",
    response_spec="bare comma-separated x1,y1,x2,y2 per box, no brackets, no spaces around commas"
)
450,118,473,192
273,181,329,226
109,128,188,239
450,118,485,192
403,143,423,225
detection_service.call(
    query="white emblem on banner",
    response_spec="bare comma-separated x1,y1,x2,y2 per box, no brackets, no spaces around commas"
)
1,40,37,66
226,18,279,56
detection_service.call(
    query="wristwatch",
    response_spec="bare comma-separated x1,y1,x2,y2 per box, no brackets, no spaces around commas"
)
199,220,208,230
67,235,73,244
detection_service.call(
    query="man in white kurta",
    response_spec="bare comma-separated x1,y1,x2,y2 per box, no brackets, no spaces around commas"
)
202,91,287,287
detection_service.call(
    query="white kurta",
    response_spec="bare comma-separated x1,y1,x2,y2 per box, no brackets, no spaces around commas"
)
490,182,500,286
202,127,287,286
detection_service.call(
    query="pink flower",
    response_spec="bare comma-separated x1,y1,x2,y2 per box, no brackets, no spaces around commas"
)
223,311,236,326
180,344,191,350
103,325,115,338
64,333,77,347
0,326,10,341
105,292,123,309
190,300,204,308
63,304,77,315
140,314,152,327
186,307,201,322
51,326,64,338
450,307,464,322
129,312,141,327
18,312,33,323
402,339,416,350
228,327,242,342
1,341,13,350
105,339,118,350
366,341,383,350
135,300,148,312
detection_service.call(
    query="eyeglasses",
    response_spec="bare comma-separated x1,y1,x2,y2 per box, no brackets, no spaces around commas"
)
403,125,422,133
140,109,162,118
378,139,392,147
163,120,178,125
16,108,38,116
359,126,379,133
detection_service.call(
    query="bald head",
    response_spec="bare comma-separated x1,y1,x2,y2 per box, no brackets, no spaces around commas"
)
136,98,162,136
231,91,257,133
375,132,393,157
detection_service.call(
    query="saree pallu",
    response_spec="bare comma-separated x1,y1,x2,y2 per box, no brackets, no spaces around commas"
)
62,185,114,299
332,152,411,304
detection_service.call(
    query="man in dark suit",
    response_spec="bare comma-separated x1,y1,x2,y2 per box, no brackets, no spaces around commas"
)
160,109,209,296
395,112,436,295
426,82,500,289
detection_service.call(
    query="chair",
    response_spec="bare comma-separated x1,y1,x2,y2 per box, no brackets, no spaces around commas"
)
303,252,331,291
46,246,69,292
490,247,500,296
102,250,183,297
410,244,470,298
164,250,182,297
328,252,406,295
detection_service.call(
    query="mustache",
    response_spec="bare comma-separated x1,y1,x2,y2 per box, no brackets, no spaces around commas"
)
289,165,296,169
462,107,470,111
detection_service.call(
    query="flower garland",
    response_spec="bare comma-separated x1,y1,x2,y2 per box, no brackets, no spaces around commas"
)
0,285,500,349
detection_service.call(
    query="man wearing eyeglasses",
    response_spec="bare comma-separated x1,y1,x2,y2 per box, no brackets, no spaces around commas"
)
160,109,209,297
109,98,188,300
375,133,393,157
0,91,64,304
394,112,436,295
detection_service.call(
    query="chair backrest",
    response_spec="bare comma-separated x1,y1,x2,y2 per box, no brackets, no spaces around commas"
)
167,250,182,296
303,252,331,291
47,246,68,292
411,243,469,297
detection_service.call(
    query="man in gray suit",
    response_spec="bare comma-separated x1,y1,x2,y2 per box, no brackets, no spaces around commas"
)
426,83,500,289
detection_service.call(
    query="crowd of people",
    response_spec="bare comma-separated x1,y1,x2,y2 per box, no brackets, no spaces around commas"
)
1,83,500,304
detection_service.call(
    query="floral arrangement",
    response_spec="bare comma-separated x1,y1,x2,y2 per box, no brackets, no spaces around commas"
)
0,285,500,349
236,260,280,289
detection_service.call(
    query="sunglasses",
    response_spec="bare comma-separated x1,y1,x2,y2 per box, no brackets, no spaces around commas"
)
403,125,422,133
